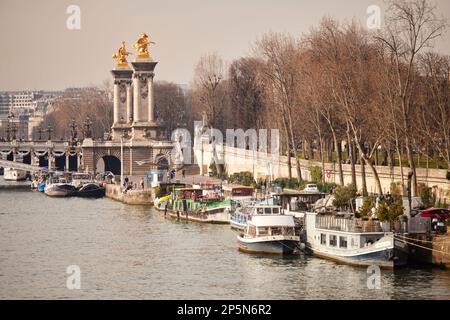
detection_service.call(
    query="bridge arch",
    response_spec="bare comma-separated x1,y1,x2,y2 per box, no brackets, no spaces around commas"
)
154,151,170,170
96,155,121,175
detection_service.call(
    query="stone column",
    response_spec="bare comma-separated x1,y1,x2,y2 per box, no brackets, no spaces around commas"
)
126,83,133,124
113,84,120,125
65,153,69,172
111,68,133,141
133,73,142,122
48,149,52,170
148,74,155,122
131,61,158,140
77,153,81,172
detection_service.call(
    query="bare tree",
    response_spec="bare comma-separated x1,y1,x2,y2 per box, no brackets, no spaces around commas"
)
255,32,304,182
375,0,448,196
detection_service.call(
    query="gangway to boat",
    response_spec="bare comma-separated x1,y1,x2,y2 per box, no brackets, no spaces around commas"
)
0,159,42,173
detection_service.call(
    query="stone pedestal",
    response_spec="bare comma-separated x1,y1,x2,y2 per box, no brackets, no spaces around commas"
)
111,67,133,140
131,60,159,140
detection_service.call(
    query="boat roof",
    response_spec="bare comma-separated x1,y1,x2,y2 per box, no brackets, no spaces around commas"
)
72,173,91,177
253,204,281,208
272,191,327,197
250,215,295,227
222,184,254,191
175,187,204,191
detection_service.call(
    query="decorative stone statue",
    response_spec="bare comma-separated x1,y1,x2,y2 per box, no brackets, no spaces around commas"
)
132,33,155,59
112,41,131,67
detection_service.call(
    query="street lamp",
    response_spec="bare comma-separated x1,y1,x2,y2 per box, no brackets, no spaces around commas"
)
69,119,77,144
8,113,17,140
37,126,43,141
46,125,53,141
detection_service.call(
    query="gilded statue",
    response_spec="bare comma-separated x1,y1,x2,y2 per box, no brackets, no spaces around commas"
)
133,33,155,59
112,41,131,67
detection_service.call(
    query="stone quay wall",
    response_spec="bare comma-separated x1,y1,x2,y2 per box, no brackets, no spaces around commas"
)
105,184,154,205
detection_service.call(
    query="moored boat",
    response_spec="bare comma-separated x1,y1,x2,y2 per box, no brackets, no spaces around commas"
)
304,212,408,269
71,172,94,189
75,182,105,198
3,168,27,181
44,177,77,197
165,187,232,223
237,205,300,254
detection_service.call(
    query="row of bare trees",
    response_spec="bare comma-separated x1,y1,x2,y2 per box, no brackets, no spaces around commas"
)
190,0,449,196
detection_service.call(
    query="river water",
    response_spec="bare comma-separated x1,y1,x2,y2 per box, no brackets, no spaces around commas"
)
0,186,449,300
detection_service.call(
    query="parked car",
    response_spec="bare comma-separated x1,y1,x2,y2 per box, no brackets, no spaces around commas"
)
303,183,320,193
415,208,450,219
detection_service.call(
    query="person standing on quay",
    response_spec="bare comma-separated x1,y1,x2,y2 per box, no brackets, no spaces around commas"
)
140,177,145,190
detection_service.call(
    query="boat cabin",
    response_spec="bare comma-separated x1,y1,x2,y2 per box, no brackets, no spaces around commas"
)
246,214,296,238
222,184,254,201
273,191,327,217
305,212,391,252
71,173,93,188
252,205,282,215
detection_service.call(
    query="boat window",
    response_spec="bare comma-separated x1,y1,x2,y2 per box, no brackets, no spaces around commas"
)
339,236,348,248
271,227,282,236
272,208,279,214
264,208,272,214
320,233,327,245
257,227,269,236
329,235,337,247
285,227,295,236
257,208,264,215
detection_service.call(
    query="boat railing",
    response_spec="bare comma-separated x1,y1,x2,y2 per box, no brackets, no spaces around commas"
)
315,215,386,233
406,216,431,234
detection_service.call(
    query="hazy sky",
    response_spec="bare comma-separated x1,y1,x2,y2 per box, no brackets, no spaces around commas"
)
1,0,449,91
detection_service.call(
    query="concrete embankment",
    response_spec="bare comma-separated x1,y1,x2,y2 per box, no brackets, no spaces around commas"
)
403,233,450,268
105,184,154,205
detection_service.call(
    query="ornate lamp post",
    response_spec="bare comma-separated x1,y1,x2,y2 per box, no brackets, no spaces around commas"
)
5,125,11,142
8,113,17,141
69,119,77,145
46,125,53,141
37,126,43,141
83,117,92,139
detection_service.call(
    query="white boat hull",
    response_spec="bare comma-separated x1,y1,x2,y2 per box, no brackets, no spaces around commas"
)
237,235,300,254
306,235,408,269
3,168,27,181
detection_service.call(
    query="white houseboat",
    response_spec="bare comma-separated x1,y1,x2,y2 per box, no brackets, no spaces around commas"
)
304,212,408,269
237,205,300,254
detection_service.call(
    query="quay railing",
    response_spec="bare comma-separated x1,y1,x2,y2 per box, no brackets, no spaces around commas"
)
407,217,431,234
315,215,387,233
315,215,433,234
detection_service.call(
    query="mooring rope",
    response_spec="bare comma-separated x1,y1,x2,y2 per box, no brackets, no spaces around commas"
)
395,234,450,244
394,236,450,256
276,239,304,253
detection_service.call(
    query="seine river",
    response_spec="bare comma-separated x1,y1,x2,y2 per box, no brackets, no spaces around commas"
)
1,186,449,300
